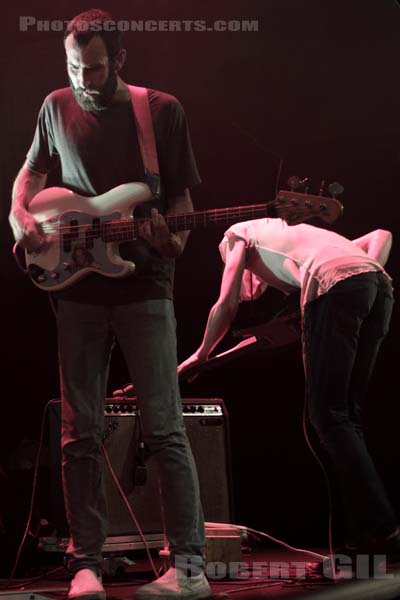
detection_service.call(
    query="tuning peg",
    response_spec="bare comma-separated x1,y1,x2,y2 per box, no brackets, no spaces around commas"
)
287,176,301,191
300,177,312,193
328,181,344,198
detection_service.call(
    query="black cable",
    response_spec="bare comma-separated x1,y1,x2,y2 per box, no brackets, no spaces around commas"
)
217,580,287,595
102,443,158,578
133,410,148,487
274,157,284,198
4,399,53,588
0,566,65,591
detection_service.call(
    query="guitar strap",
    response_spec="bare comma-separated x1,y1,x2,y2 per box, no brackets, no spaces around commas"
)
128,85,161,200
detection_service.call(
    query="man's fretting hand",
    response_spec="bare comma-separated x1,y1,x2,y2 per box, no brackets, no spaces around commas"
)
139,208,183,258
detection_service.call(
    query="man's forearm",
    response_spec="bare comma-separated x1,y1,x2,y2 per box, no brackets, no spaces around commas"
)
9,165,48,246
197,301,237,360
352,229,393,266
165,188,194,255
12,166,47,211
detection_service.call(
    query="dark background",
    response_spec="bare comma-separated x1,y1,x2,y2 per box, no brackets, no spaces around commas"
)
1,0,399,561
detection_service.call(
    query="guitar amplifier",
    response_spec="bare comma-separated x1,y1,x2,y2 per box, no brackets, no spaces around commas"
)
48,398,233,540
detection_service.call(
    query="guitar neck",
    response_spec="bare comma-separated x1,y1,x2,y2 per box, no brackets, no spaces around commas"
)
103,202,274,243
164,202,274,233
102,190,343,243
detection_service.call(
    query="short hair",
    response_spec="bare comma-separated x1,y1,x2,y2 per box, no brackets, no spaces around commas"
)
64,9,123,61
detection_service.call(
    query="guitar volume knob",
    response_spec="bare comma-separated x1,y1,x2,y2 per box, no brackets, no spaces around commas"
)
28,263,46,282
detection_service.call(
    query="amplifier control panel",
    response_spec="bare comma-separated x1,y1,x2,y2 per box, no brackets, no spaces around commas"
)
104,399,224,417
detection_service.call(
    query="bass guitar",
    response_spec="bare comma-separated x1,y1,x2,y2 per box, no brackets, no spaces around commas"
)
14,182,343,291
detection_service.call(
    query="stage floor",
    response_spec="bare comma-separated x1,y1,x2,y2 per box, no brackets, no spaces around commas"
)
1,546,400,600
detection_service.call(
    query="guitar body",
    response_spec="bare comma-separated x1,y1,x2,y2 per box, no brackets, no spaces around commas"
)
25,182,153,291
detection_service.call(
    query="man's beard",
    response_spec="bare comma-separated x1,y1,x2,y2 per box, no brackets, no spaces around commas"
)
70,70,118,114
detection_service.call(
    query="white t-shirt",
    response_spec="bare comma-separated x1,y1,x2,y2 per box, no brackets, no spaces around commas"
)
219,218,385,309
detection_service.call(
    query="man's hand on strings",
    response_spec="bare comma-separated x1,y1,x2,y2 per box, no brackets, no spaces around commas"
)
139,208,183,258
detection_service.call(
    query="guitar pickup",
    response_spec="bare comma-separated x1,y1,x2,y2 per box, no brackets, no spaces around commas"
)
85,218,101,249
63,219,79,252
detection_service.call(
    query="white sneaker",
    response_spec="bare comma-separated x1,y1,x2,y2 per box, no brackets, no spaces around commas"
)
134,567,211,600
68,568,106,600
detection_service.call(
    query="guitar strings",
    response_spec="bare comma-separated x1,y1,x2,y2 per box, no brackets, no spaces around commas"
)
39,196,334,238
37,190,338,238
39,201,282,237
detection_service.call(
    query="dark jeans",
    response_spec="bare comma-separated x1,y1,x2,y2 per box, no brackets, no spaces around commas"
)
56,299,205,573
303,271,396,542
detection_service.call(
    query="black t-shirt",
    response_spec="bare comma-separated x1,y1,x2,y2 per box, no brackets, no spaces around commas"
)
26,87,201,304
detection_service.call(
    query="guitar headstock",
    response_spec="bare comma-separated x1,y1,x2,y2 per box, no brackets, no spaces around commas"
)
274,178,344,225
